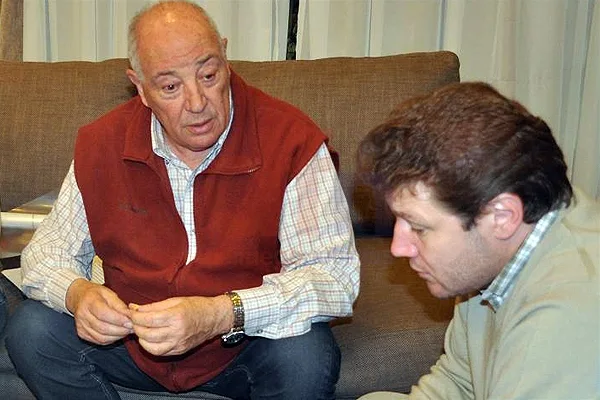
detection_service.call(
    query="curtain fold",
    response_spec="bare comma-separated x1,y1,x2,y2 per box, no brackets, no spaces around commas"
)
297,0,599,200
0,0,23,61
22,0,289,62
569,2,599,198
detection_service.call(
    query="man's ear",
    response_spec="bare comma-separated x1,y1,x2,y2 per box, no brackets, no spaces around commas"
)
484,193,525,240
221,37,228,55
126,69,149,107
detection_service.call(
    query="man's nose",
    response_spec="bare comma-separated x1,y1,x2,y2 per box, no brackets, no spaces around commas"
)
184,82,206,113
390,220,418,258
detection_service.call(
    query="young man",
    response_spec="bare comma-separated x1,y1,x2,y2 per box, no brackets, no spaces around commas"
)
6,1,359,399
358,82,599,399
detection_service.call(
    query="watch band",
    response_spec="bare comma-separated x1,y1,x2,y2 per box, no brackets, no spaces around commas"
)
222,291,245,345
226,291,244,329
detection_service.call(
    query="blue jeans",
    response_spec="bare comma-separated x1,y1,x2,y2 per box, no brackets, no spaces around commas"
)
6,300,340,400
0,285,7,334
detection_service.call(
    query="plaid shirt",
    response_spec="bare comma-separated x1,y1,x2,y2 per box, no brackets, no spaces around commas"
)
481,209,560,310
21,101,360,339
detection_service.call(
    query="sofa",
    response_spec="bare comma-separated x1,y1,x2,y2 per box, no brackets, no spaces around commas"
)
0,51,459,399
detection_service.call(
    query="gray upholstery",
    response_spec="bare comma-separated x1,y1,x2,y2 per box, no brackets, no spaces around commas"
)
0,52,460,399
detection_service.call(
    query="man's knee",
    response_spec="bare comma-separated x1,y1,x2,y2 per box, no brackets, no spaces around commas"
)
255,322,341,391
6,300,67,360
278,322,340,373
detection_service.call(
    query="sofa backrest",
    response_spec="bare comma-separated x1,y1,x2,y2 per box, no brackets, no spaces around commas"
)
0,58,135,211
232,53,459,234
0,52,460,232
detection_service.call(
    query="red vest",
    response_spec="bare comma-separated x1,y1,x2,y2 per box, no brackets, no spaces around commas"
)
74,71,325,391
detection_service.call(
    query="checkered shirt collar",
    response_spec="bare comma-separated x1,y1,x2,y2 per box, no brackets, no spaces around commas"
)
481,209,560,311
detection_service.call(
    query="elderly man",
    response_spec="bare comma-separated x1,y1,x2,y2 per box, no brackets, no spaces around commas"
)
358,82,599,399
6,1,359,399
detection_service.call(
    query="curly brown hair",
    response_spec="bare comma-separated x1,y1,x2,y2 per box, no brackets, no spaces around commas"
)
358,82,572,230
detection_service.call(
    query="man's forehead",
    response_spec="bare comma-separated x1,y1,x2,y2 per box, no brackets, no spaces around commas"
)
137,3,214,39
143,2,206,23
136,20,224,77
388,181,434,204
386,183,422,213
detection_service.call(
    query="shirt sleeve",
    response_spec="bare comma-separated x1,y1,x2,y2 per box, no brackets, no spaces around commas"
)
236,143,361,338
20,161,96,314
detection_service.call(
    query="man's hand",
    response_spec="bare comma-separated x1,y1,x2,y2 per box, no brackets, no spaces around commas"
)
128,295,233,356
66,278,134,345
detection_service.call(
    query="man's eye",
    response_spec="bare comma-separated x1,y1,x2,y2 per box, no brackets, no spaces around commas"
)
202,73,215,82
162,83,178,93
411,226,426,235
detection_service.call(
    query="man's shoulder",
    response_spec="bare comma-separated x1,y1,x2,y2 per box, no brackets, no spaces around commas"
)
563,187,600,234
506,210,599,309
537,194,599,275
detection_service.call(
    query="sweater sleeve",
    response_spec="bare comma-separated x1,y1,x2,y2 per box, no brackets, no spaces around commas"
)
407,302,475,400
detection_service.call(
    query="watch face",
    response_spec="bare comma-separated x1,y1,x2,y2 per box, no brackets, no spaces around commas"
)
222,331,245,346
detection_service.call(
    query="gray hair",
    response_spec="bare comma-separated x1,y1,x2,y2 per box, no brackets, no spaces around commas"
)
127,0,224,80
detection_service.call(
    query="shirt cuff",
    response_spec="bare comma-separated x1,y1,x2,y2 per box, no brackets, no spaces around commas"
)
46,268,88,315
235,284,281,337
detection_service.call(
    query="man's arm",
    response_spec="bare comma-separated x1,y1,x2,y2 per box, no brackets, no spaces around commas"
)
21,162,134,344
236,143,361,338
408,302,475,400
21,162,96,313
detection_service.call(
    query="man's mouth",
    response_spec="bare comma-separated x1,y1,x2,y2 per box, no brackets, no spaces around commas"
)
409,261,430,279
186,119,213,134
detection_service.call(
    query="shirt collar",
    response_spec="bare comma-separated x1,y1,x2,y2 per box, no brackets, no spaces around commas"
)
481,209,560,311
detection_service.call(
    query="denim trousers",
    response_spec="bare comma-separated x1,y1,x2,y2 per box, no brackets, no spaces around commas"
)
6,299,341,400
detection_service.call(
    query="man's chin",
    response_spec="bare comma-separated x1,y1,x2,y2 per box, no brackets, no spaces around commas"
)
426,282,455,299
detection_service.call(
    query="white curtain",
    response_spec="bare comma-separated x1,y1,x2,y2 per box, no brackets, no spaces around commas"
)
23,0,290,62
297,0,600,200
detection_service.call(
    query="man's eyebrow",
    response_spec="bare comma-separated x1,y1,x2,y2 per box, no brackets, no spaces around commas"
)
197,54,221,68
396,211,427,226
397,212,416,223
151,55,219,81
389,207,411,219
153,70,176,79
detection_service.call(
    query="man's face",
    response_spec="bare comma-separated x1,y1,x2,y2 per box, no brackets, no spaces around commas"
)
128,14,231,168
386,183,503,298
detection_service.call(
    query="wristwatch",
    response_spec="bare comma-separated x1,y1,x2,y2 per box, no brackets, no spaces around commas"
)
221,291,245,345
